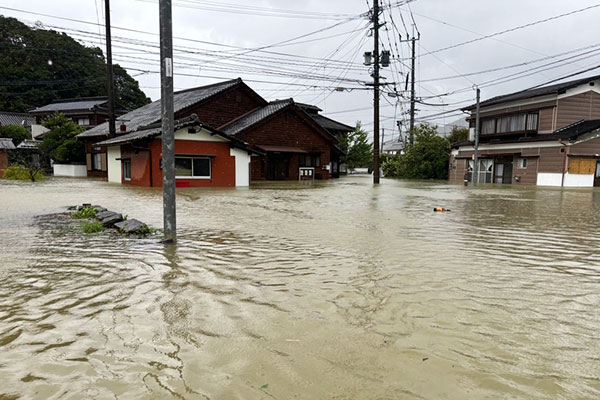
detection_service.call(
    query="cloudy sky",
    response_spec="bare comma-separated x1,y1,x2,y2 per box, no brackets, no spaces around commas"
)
3,0,600,142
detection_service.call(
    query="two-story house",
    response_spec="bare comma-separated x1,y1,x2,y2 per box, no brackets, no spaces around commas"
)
449,74,600,187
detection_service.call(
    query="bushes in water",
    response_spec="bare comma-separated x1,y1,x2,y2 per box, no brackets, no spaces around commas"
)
71,206,98,219
2,165,45,181
82,221,105,233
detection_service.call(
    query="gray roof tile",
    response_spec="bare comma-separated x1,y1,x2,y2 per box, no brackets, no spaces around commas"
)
31,97,108,113
0,138,16,149
79,79,241,138
221,99,293,136
0,112,34,127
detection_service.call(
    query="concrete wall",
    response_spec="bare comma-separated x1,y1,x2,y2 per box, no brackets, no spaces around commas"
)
53,164,87,177
536,173,562,186
230,147,251,187
107,146,121,183
563,172,594,187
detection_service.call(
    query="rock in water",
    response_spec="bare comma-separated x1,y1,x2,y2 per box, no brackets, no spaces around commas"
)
114,219,144,234
101,213,123,227
92,205,107,213
96,210,116,220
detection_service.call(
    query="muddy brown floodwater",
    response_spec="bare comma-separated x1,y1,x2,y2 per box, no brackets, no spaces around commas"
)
1,176,600,399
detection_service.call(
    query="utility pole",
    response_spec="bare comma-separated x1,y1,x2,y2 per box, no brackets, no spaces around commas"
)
399,32,419,144
373,0,380,184
409,36,416,144
472,87,481,186
104,0,115,137
381,128,385,154
159,0,176,242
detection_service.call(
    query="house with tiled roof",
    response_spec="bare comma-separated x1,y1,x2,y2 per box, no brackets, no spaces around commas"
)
450,74,600,187
221,99,345,180
77,78,266,178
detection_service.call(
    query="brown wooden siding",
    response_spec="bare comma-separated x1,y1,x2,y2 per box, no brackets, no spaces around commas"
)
448,155,466,184
570,135,600,155
474,99,556,119
556,91,596,129
537,147,567,173
591,92,600,120
514,157,537,185
538,107,555,133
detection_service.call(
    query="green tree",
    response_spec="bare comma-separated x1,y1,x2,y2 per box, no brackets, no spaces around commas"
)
39,112,85,163
382,124,450,180
0,125,30,145
338,122,373,168
446,126,469,145
0,16,150,112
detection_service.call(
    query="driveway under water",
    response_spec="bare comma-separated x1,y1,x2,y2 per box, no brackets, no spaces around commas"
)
1,176,599,399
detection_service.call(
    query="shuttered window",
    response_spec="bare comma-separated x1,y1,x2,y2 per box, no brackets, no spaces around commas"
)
569,158,595,174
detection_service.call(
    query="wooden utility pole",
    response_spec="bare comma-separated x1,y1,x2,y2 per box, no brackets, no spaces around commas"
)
473,87,481,186
373,0,380,184
104,0,115,137
159,0,176,242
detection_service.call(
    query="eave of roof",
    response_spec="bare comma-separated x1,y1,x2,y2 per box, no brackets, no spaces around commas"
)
463,74,600,111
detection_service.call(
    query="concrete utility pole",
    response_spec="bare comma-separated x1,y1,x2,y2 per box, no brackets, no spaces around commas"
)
473,87,481,186
104,0,115,137
409,36,416,144
372,0,380,184
381,128,385,154
159,0,176,242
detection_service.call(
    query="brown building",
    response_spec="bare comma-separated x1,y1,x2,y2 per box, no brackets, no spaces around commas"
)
221,99,344,180
0,138,16,175
77,78,266,178
450,74,600,187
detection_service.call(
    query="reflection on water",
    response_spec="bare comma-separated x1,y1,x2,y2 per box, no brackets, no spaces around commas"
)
1,177,600,399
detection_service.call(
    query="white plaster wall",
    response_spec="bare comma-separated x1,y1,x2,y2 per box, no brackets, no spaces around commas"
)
230,147,250,187
53,164,87,177
174,127,227,142
563,173,594,187
536,173,562,186
107,146,121,183
31,124,49,139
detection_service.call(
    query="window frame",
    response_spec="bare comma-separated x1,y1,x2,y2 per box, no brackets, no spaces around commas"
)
123,160,131,181
174,156,212,179
92,153,102,171
517,158,528,169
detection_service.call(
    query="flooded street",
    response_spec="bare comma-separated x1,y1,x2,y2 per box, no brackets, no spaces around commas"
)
1,176,600,399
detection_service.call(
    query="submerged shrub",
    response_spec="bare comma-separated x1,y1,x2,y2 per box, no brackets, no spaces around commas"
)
2,165,45,181
82,221,105,234
72,206,98,219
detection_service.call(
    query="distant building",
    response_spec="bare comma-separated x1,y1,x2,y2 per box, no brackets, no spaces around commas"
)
382,140,404,155
0,112,35,134
30,97,125,139
450,74,600,187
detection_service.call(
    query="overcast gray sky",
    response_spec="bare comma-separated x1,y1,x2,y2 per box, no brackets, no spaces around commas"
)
3,0,600,142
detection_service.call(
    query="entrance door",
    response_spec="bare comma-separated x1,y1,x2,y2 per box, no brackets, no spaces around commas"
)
494,156,513,184
595,161,600,187
267,154,290,180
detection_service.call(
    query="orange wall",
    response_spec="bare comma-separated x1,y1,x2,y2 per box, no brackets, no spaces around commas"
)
121,139,236,187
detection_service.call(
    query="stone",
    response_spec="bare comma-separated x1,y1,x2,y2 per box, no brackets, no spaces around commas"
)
114,219,145,234
101,213,123,227
92,205,107,213
96,210,116,220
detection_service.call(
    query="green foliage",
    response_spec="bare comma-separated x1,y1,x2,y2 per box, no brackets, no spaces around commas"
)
0,16,150,112
338,121,373,168
82,221,105,234
39,112,85,163
446,126,469,145
72,206,98,219
382,124,450,180
0,125,30,145
2,164,45,181
133,224,155,237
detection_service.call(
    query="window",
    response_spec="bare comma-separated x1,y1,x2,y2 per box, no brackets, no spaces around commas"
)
481,119,495,135
78,117,90,126
175,156,211,178
299,154,321,167
468,159,493,183
123,160,131,181
517,158,528,169
92,153,102,170
526,113,538,131
510,114,526,132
